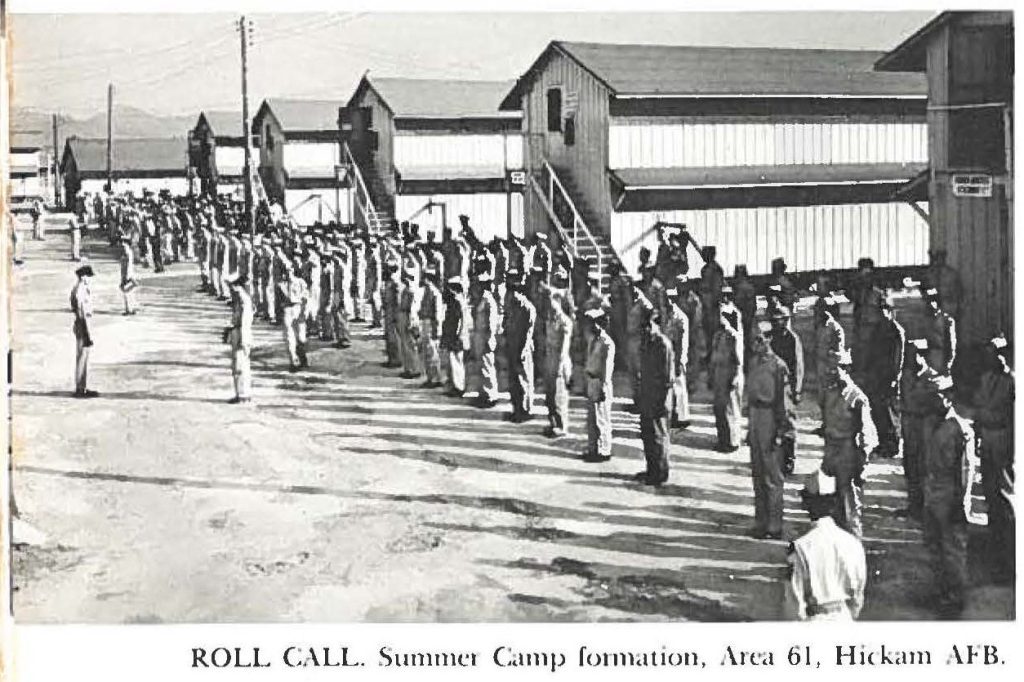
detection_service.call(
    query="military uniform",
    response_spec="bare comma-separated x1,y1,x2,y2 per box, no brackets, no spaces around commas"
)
472,284,500,405
440,282,470,395
584,319,615,460
419,276,444,386
663,299,690,427
899,351,945,516
861,313,905,457
505,289,537,420
638,324,674,484
746,343,794,536
626,291,653,410
821,368,878,538
280,273,310,370
814,304,846,428
709,318,743,450
228,283,254,402
924,407,975,614
398,274,424,378
70,271,95,396
679,286,705,392
971,359,1015,578
544,288,574,437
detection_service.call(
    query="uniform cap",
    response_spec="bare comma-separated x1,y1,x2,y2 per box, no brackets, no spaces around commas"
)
535,232,548,241
721,285,734,295
75,264,95,277
803,468,837,497
675,274,689,284
903,277,920,289
476,272,494,283
924,287,939,297
934,374,954,392
910,338,929,351
991,335,1009,350
631,274,645,284
827,348,853,366
757,319,773,334
665,288,678,298
583,308,607,320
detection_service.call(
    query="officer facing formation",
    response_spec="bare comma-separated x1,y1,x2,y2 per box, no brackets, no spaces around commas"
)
785,469,867,621
636,304,674,486
582,308,615,462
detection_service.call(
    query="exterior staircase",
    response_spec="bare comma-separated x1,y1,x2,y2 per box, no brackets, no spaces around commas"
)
530,159,624,293
343,142,396,234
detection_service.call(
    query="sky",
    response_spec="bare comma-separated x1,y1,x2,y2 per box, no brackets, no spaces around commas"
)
9,11,935,118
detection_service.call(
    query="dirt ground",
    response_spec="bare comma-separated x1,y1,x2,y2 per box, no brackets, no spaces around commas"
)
8,214,1014,623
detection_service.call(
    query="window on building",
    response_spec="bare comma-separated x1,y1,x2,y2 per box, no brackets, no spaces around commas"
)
547,88,562,133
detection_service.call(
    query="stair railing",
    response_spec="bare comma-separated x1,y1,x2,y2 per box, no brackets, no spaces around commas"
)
342,141,383,233
540,159,602,274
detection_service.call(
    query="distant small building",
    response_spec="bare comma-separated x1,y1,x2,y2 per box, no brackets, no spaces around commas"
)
9,130,53,203
344,76,523,240
876,11,1013,344
252,98,350,226
60,137,189,198
189,111,253,198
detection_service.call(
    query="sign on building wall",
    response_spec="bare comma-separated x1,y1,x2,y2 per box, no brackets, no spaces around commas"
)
564,91,579,116
952,173,994,197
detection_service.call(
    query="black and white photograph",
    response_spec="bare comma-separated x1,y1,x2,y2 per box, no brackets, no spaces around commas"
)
1,1,1016,643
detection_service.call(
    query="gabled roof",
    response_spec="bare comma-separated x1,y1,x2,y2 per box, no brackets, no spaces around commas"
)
255,98,344,132
875,11,1013,72
62,137,187,173
501,41,927,109
195,110,244,138
350,76,519,120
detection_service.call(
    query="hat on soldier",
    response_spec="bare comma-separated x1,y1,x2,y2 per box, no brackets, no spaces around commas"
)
990,334,1009,351
477,271,494,284
445,276,464,292
910,338,929,351
675,274,689,284
857,257,875,269
757,319,773,335
802,468,838,498
535,231,548,241
552,265,570,284
583,308,607,321
665,288,678,298
934,374,954,392
631,273,645,285
75,264,95,277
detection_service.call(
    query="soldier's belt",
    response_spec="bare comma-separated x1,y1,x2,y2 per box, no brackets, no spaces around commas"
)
806,601,847,617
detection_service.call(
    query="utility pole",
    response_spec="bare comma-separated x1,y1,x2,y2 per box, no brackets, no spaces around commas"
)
238,15,255,237
105,83,113,192
51,113,60,208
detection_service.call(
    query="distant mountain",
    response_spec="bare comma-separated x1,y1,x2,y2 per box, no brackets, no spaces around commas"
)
11,105,197,154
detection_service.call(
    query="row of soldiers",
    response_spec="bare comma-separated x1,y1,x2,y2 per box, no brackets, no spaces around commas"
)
189,199,1010,620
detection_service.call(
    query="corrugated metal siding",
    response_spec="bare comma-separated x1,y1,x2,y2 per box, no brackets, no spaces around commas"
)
395,192,524,240
610,202,929,275
522,50,611,236
609,121,928,168
285,188,352,227
393,133,523,172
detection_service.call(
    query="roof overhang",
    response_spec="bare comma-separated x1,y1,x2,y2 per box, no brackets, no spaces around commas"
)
610,163,927,212
874,12,951,72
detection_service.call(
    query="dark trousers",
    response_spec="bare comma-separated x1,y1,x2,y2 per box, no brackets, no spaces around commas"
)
979,426,1015,578
868,387,901,456
151,236,164,272
508,353,534,417
639,412,670,483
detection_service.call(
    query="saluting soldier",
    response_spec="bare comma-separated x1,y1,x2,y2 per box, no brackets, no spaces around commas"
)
440,277,470,397
709,306,743,452
733,265,757,344
820,349,877,539
606,262,631,356
471,273,500,408
678,275,705,393
663,287,691,429
319,246,337,342
419,266,444,388
349,236,367,323
367,237,385,328
625,276,653,412
398,266,424,379
582,308,615,462
504,274,537,422
923,287,957,376
636,304,674,486
746,325,795,539
699,245,725,362
118,235,138,316
785,469,867,621
543,269,574,438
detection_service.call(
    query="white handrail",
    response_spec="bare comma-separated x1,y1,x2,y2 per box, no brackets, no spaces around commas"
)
527,174,574,252
342,141,380,230
541,160,602,275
